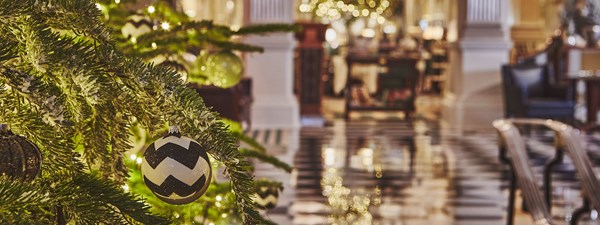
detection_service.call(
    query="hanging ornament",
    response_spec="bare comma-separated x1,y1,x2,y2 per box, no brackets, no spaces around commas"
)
188,51,210,84
252,184,281,210
121,14,154,39
205,51,243,88
0,124,42,180
141,126,211,205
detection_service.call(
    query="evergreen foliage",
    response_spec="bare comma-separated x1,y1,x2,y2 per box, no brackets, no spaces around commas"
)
0,0,293,224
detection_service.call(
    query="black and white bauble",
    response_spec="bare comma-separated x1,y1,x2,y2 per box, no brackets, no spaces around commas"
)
252,186,279,210
0,124,42,180
141,127,211,205
121,14,154,39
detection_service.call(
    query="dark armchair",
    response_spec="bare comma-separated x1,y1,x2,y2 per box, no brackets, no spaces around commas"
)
501,63,575,122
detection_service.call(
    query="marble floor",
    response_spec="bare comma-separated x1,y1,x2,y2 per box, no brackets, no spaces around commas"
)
251,95,600,225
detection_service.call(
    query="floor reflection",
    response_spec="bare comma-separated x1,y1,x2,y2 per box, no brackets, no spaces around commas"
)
291,119,454,225
254,96,600,225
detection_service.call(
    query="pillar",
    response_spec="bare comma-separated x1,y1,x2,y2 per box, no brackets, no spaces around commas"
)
244,0,300,129
444,0,512,131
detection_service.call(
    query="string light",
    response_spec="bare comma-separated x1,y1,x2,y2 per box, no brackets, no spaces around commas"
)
298,0,391,21
147,6,155,14
114,0,120,4
161,22,170,30
151,42,157,49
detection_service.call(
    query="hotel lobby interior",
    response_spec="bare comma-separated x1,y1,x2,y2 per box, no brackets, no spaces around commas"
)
4,0,600,225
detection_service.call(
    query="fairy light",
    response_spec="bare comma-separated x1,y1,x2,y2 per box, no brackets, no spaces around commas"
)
130,37,137,44
147,6,156,14
129,154,137,160
361,9,369,16
121,184,129,192
136,157,142,164
161,22,170,30
151,42,157,49
216,195,223,201
114,0,120,3
226,0,235,10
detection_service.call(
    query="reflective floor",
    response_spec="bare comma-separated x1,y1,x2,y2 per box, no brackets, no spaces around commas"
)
252,96,600,225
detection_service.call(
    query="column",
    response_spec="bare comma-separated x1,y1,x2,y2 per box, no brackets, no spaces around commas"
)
243,1,299,219
444,0,512,131
244,0,300,129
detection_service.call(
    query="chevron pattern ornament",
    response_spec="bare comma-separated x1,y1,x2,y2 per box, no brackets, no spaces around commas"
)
121,14,153,39
141,128,211,205
252,186,279,210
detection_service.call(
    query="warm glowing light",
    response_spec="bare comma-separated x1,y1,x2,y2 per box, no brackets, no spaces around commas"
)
383,24,397,34
221,213,227,218
151,42,157,49
361,28,375,38
216,195,223,201
226,0,235,10
136,157,142,164
161,22,170,30
147,6,156,14
368,0,376,7
129,154,137,160
361,9,369,16
185,9,197,18
377,16,385,24
352,10,360,17
95,3,102,10
114,0,120,3
325,28,337,42
130,37,137,43
299,3,311,12
348,4,355,11
121,184,129,191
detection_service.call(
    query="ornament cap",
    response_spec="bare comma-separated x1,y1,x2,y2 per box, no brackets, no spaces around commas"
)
168,125,182,138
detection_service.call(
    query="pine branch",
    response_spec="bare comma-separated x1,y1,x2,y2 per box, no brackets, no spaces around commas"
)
0,177,54,224
240,148,293,173
234,23,301,36
60,173,170,225
232,131,267,153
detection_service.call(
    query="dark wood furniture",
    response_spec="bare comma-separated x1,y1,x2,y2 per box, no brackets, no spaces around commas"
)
295,22,328,116
565,47,600,126
188,78,252,129
344,54,420,120
570,72,600,124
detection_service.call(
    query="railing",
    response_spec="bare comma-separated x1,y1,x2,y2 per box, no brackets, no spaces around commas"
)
493,120,553,225
495,118,600,225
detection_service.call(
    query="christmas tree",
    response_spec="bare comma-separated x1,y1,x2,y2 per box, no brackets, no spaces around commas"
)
0,0,293,224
